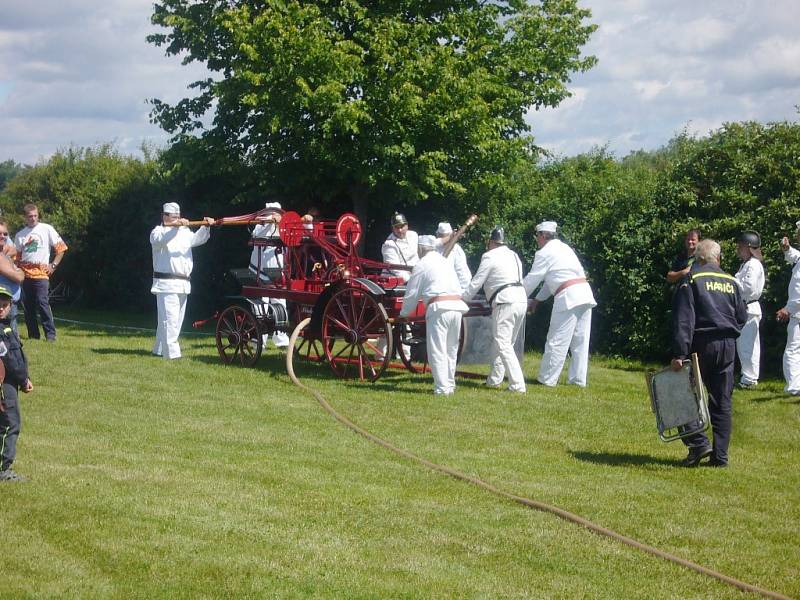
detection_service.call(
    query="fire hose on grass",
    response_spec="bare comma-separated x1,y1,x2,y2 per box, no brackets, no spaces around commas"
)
285,317,790,600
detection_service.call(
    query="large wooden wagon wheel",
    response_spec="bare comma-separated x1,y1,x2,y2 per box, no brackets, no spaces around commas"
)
394,318,468,375
321,287,392,382
215,305,262,367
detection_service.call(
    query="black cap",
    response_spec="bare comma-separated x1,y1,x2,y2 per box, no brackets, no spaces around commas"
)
390,213,407,227
737,231,763,260
737,231,761,248
490,225,505,244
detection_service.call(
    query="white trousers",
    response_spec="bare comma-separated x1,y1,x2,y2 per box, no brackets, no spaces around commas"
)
261,297,289,348
426,309,462,394
736,314,761,385
153,292,187,359
783,318,800,393
486,302,527,392
538,305,592,387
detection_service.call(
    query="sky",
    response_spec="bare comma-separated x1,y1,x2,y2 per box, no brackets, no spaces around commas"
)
1,0,799,165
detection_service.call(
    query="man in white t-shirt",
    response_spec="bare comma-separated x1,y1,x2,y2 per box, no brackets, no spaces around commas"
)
13,203,68,341
150,202,215,359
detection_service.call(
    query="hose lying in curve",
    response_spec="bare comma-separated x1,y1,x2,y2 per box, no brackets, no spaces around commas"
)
285,318,791,600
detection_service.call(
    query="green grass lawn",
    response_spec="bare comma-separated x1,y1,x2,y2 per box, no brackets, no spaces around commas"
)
4,308,798,599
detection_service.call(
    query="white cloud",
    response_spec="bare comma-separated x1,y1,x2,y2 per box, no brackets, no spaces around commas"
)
0,0,206,164
633,80,669,101
529,0,800,157
0,0,799,164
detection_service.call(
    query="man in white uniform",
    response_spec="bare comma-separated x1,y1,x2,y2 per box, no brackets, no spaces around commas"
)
435,222,471,291
733,231,765,389
524,221,596,387
249,202,289,349
462,226,527,393
381,213,418,282
777,223,800,395
400,236,469,395
150,202,215,359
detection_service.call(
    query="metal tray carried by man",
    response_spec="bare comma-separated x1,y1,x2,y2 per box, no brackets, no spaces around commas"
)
646,353,710,442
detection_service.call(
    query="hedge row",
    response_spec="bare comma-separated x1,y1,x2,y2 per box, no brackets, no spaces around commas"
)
1,120,798,372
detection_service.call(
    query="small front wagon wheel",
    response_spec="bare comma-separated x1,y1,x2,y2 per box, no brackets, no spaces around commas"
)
215,305,262,367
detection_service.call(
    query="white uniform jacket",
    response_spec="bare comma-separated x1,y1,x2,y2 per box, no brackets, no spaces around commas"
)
462,245,527,306
400,252,469,318
249,222,283,277
734,257,764,317
783,246,800,318
150,225,211,294
437,243,471,291
522,239,596,312
381,230,419,282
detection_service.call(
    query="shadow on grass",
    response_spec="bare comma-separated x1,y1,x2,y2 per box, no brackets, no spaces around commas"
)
571,450,677,467
749,392,796,403
91,348,156,357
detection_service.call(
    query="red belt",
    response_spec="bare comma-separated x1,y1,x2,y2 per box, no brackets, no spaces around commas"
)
554,277,587,296
429,294,462,303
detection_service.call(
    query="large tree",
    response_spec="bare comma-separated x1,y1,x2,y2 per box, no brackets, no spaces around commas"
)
148,0,596,215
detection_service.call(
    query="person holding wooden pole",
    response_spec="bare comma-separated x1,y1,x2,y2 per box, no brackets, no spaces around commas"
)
150,202,215,359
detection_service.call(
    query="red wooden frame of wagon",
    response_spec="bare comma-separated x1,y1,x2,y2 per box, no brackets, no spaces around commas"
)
214,210,490,382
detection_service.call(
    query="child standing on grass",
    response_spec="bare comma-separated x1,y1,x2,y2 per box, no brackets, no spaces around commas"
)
0,286,33,482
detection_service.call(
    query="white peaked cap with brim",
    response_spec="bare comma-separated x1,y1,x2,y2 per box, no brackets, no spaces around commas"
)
535,220,558,233
436,222,453,236
418,235,437,249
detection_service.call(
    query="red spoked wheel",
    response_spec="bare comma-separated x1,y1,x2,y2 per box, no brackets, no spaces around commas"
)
287,317,328,365
394,321,428,374
335,213,362,247
321,287,392,382
394,318,467,375
215,305,262,366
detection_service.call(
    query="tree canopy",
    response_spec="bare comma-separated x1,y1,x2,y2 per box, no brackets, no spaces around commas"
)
148,0,596,210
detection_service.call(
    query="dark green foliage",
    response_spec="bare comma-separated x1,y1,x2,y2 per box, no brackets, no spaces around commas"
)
0,145,169,310
476,121,800,373
2,118,799,374
0,159,28,193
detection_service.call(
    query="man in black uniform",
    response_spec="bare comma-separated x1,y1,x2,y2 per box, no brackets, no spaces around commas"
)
671,239,747,467
0,285,33,482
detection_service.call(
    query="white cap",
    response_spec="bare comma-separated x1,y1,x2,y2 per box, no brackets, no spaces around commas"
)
436,222,453,237
536,220,558,233
418,235,437,249
795,220,800,231
163,202,180,215
264,202,283,213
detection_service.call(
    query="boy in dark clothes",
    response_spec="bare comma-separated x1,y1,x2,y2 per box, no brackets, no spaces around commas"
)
0,286,33,482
